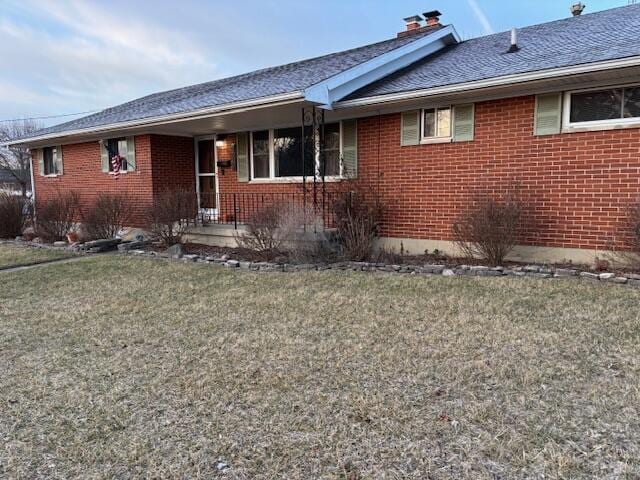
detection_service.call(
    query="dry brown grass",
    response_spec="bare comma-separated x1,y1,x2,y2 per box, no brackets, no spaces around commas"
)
0,243,73,269
1,255,640,479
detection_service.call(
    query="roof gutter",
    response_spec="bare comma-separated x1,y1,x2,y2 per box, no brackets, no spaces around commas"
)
3,91,304,147
334,55,640,108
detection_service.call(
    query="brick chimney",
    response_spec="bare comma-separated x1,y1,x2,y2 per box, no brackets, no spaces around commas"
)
423,10,442,27
399,15,423,36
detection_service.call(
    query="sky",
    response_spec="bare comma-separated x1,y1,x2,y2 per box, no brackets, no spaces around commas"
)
0,0,629,127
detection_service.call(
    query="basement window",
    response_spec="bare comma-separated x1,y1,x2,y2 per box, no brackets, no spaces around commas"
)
565,85,640,130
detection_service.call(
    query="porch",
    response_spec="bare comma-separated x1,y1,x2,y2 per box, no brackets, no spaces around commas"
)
187,191,341,247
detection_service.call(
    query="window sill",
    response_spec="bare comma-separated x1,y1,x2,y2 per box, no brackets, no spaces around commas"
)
108,170,131,175
249,176,344,184
563,120,640,134
43,174,61,178
420,137,453,145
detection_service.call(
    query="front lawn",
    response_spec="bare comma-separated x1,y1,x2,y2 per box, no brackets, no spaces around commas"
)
0,242,73,269
1,255,639,479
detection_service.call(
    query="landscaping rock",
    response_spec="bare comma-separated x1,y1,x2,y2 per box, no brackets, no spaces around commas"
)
117,241,144,252
470,266,489,272
53,241,67,248
239,261,252,269
580,272,600,280
629,279,640,287
554,269,577,277
167,244,185,259
523,265,540,273
14,236,24,242
79,238,122,252
226,260,240,268
627,273,640,281
598,273,616,280
607,277,628,284
183,254,199,262
442,269,455,277
422,265,445,274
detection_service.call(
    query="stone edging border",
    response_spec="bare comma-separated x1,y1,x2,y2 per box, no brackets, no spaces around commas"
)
120,249,640,288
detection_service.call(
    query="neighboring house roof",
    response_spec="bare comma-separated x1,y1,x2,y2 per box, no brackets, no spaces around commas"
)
25,26,444,139
345,4,640,102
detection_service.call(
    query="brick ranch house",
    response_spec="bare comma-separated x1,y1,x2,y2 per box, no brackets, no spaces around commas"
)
6,4,640,263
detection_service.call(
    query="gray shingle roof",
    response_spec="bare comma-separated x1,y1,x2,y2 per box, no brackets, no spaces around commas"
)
346,4,640,100
32,28,440,138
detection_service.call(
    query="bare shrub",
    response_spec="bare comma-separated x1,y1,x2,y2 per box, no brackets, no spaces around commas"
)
235,201,334,261
452,189,525,266
331,183,384,261
0,192,32,238
83,193,133,240
36,191,80,242
146,190,198,246
613,199,640,269
278,203,335,263
235,202,286,253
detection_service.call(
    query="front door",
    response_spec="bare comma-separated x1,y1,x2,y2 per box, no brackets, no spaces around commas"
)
196,137,218,220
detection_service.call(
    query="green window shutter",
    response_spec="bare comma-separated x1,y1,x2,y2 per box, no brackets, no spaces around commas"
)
100,141,110,172
535,93,562,136
126,137,136,171
453,104,475,142
341,119,358,178
55,145,64,175
236,132,249,182
36,149,44,176
401,110,420,146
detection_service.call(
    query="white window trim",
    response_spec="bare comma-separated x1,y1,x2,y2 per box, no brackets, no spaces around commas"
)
249,123,345,183
420,106,453,144
562,83,640,133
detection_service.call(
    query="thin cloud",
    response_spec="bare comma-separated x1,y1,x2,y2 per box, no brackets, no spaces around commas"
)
467,0,495,35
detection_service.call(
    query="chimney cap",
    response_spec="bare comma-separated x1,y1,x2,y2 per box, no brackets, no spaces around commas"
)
570,2,586,16
404,15,423,24
423,10,442,19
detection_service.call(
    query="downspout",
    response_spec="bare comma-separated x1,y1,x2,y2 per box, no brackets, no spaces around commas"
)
29,154,36,217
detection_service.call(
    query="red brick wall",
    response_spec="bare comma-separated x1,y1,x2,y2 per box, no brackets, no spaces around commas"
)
33,134,195,227
150,135,195,196
358,95,640,250
33,135,153,225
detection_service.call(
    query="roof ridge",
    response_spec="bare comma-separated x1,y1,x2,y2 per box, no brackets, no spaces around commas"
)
462,3,640,43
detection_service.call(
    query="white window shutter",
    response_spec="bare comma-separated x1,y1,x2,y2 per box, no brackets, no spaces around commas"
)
453,104,475,142
126,137,136,171
341,119,358,178
55,145,64,175
35,149,44,176
236,132,249,182
535,93,562,136
100,141,110,172
401,110,420,146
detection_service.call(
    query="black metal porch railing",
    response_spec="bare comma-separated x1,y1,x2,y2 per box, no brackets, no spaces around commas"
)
197,192,339,230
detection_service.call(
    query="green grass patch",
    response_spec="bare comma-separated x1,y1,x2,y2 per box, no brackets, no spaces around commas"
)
0,243,74,269
1,255,639,479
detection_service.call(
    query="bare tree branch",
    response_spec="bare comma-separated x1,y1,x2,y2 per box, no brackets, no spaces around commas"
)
0,119,43,197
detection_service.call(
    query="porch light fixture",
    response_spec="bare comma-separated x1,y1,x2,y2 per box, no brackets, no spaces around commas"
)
215,134,227,148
